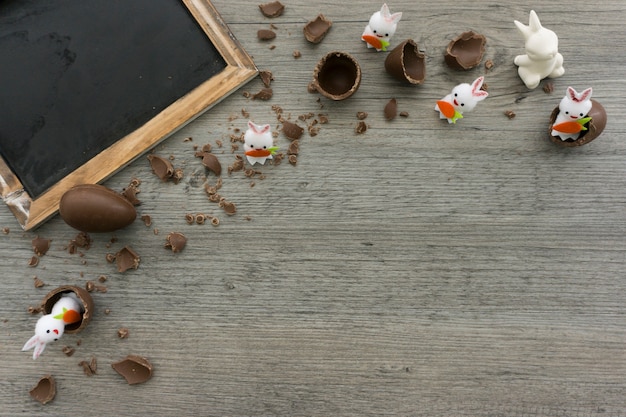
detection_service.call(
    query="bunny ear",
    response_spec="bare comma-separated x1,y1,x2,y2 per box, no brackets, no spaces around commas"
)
528,10,543,32
380,3,390,17
22,334,40,352
471,77,488,100
567,86,579,101
579,87,593,101
389,12,402,24
247,121,271,135
32,341,47,360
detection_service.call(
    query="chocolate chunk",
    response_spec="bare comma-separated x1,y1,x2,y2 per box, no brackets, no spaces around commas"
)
355,121,367,134
33,276,45,288
504,110,516,119
29,375,56,404
287,140,300,155
384,98,398,120
60,184,137,233
257,29,276,41
259,70,274,88
259,1,284,17
356,111,368,120
303,14,332,44
115,246,140,272
147,155,174,181
444,31,486,70
282,120,304,140
252,88,273,100
111,355,153,385
32,236,51,256
141,215,152,227
121,184,141,205
165,232,187,253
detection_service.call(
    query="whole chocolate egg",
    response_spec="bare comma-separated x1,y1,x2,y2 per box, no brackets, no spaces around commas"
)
59,184,137,232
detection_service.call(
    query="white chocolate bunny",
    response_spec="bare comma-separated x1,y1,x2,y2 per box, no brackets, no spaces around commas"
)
551,86,593,141
243,121,277,165
361,3,402,51
514,10,564,89
435,76,488,124
22,293,83,359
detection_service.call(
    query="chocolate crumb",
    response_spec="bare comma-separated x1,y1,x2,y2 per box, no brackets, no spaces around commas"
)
185,213,195,224
257,29,276,41
29,375,56,404
258,1,284,18
259,70,274,88
115,246,140,272
287,140,300,155
288,154,298,166
293,50,301,58
355,121,368,134
98,275,107,283
269,44,276,50
28,256,39,267
399,111,409,118
484,59,494,70
543,82,554,93
78,359,95,376
117,327,130,339
195,214,206,225
307,81,317,93
282,120,304,140
95,285,107,293
62,346,75,357
76,339,82,346
211,217,220,226
89,356,97,374
165,232,187,253
32,236,51,256
104,308,111,315
33,276,45,288
121,184,141,205
2,227,9,234
384,98,398,120
141,214,152,227
183,137,193,142
356,111,368,120
73,232,92,249
85,281,95,292
106,253,116,263
252,88,273,100
242,91,251,98
28,305,43,314
221,201,237,216
504,110,516,119
172,168,184,183
481,82,488,91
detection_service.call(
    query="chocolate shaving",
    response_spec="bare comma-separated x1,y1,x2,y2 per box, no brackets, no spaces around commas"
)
33,276,45,288
62,345,75,356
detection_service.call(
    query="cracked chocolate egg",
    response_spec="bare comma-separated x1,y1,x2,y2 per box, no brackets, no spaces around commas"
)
29,375,56,404
444,31,486,70
59,184,137,233
384,39,426,85
112,355,153,385
548,99,607,147
311,51,361,101
42,286,94,333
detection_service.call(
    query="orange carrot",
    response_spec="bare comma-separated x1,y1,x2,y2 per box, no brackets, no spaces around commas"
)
436,100,456,119
245,149,271,158
362,35,390,51
63,309,81,324
552,117,590,134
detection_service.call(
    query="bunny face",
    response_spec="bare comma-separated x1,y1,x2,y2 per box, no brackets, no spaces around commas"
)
35,315,65,343
559,87,593,121
244,121,274,165
525,30,558,61
368,4,402,41
451,76,488,112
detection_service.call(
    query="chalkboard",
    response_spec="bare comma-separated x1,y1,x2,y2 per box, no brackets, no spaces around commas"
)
0,0,257,230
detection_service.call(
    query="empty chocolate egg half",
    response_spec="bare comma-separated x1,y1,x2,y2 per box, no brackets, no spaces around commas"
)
42,285,94,333
548,99,607,147
59,184,137,233
444,31,486,70
311,51,361,101
384,39,426,84
29,375,56,404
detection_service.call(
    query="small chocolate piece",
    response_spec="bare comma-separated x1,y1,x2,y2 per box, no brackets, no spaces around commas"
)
303,14,332,44
117,327,130,339
32,236,51,256
484,59,494,70
257,29,276,41
259,70,273,88
115,246,141,272
221,201,237,216
33,276,45,288
121,185,141,206
147,155,174,181
259,1,284,17
141,215,152,227
355,121,367,134
384,98,398,120
504,110,516,119
28,256,39,267
293,50,301,58
42,285,94,333
111,355,153,385
384,39,426,84
195,151,222,176
252,88,273,100
165,232,187,253
287,140,300,155
72,232,92,249
444,31,486,70
60,184,137,233
282,120,304,140
543,82,554,94
399,111,409,118
62,345,75,356
288,154,297,166
548,99,607,147
356,111,368,120
29,375,56,404
311,51,361,101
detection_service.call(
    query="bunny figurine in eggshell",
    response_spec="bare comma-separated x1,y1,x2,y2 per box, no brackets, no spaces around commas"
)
22,292,83,359
551,86,593,141
435,76,489,124
244,121,278,165
514,10,564,90
361,3,402,52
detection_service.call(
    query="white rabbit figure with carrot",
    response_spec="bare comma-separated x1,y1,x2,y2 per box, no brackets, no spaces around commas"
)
361,3,402,51
244,121,278,165
22,292,83,359
435,76,488,124
551,86,593,141
514,10,564,89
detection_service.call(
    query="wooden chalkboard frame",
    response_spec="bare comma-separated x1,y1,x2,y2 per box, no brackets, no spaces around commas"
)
0,0,257,230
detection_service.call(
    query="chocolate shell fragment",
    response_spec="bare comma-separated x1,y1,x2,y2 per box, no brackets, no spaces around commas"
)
282,120,304,140
259,1,284,17
147,155,174,181
165,232,187,253
29,375,56,404
31,236,51,256
444,31,486,70
384,98,398,120
115,246,141,272
111,355,153,385
384,39,426,84
303,14,332,44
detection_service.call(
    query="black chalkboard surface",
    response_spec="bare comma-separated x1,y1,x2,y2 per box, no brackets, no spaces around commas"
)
0,0,257,230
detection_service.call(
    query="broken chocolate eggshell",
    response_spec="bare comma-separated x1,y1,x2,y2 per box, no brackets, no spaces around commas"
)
59,184,137,233
303,14,332,44
548,99,607,147
29,375,56,404
444,31,486,70
111,355,153,385
311,51,361,101
384,39,426,85
42,285,94,333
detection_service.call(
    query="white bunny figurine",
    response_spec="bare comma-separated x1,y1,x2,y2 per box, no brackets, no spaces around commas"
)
514,10,564,89
243,121,278,165
361,3,402,51
435,76,489,124
551,86,593,141
22,292,83,359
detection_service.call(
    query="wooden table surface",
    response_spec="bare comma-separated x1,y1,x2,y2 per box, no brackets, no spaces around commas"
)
1,1,625,415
